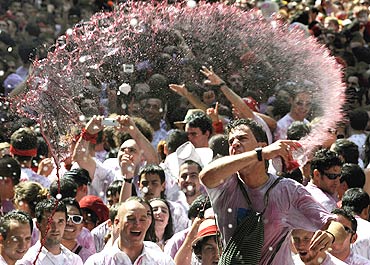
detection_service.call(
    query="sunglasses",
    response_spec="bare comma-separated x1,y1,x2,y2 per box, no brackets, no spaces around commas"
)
323,172,341,180
67,214,83,224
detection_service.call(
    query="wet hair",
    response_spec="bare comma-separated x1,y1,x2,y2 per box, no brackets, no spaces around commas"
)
349,109,368,131
187,112,213,135
0,210,33,240
193,235,219,261
342,188,370,215
287,121,310,140
283,168,303,184
125,196,156,242
180,160,202,173
49,177,78,199
310,149,343,176
188,194,212,219
340,163,365,189
63,168,91,187
149,198,174,243
10,127,38,161
226,118,268,145
106,180,123,198
0,156,21,185
139,164,166,199
139,164,166,184
17,43,37,64
108,202,122,222
14,181,49,217
331,208,357,233
166,129,188,154
81,208,99,227
62,197,82,216
332,139,359,164
35,198,67,224
208,134,229,157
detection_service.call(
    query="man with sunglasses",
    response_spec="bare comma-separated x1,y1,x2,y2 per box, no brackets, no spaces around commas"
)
330,208,370,264
62,198,94,263
306,149,343,212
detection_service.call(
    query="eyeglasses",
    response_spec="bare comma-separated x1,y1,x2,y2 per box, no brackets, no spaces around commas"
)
67,214,83,224
323,172,341,180
343,226,355,234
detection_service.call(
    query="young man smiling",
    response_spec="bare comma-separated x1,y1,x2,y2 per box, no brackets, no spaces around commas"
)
0,211,32,265
18,198,83,265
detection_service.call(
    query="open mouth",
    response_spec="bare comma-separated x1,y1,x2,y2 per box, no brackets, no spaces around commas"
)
299,251,308,257
130,230,142,236
64,227,75,232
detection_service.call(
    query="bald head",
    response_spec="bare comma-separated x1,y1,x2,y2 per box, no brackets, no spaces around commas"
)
117,200,150,249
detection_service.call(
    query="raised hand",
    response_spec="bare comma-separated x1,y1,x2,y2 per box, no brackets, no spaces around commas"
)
85,115,104,135
200,66,225,86
169,84,189,97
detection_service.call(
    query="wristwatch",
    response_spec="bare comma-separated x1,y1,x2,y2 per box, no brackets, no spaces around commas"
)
255,147,263,161
123,178,133,184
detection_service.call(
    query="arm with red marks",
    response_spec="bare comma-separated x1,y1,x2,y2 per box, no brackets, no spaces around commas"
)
72,115,103,181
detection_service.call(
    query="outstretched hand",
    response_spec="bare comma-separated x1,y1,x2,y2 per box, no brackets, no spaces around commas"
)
200,66,225,86
169,84,188,97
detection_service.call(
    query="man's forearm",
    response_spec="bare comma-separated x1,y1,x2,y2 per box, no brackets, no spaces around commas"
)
199,150,261,188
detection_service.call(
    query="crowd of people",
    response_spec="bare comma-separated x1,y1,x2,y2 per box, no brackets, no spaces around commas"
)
1,0,370,264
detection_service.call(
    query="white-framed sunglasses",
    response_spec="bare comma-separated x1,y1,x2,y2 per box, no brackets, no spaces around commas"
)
67,214,83,224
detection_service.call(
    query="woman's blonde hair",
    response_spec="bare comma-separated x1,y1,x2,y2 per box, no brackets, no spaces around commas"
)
14,181,49,216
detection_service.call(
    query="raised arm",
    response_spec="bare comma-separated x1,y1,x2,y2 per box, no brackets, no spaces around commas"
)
199,140,301,188
118,154,135,203
174,217,204,265
200,66,253,118
200,66,277,131
116,115,159,165
72,116,104,180
169,84,208,112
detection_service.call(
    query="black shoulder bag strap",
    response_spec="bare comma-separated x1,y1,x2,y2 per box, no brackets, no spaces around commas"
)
237,176,282,213
74,245,83,255
237,176,286,263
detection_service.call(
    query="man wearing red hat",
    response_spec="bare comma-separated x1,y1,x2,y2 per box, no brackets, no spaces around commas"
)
79,195,109,232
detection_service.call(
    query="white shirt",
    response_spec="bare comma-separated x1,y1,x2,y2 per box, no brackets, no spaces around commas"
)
352,217,370,260
20,168,51,188
292,252,347,264
305,182,338,212
344,251,370,265
348,134,367,162
84,240,175,265
0,255,8,265
16,241,83,265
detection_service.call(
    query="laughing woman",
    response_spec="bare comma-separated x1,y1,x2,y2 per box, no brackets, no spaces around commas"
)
149,198,174,250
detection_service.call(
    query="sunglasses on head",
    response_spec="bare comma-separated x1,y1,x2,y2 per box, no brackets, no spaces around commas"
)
323,172,341,180
67,214,83,224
